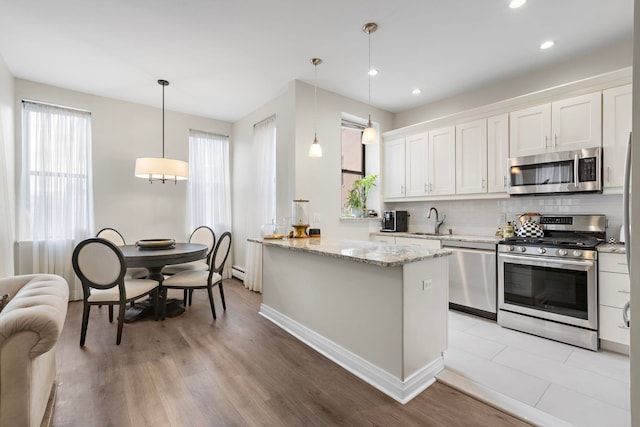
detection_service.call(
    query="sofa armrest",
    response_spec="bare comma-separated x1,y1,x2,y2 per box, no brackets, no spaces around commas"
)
0,274,69,359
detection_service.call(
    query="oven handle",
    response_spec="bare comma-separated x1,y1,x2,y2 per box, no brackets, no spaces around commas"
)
499,253,595,269
574,153,580,187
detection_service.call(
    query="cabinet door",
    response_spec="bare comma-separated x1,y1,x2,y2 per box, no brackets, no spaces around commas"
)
455,119,487,194
603,84,632,188
509,104,551,157
599,305,630,346
551,92,602,152
487,113,510,193
428,126,456,195
383,138,406,199
395,236,441,249
405,133,429,197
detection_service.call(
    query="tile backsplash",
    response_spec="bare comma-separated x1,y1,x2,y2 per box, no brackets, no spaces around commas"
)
385,193,623,240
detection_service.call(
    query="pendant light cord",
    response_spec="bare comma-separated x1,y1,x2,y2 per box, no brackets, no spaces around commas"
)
314,61,318,137
368,29,371,117
162,82,165,158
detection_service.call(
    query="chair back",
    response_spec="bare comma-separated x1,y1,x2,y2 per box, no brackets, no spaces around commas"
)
209,232,232,275
96,227,126,246
73,238,126,297
189,226,216,262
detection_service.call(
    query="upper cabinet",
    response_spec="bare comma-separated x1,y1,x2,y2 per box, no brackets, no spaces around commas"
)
487,113,510,193
382,127,455,200
602,84,632,188
455,119,487,194
509,92,602,157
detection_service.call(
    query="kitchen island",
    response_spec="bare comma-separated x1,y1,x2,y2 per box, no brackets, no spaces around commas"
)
257,237,451,403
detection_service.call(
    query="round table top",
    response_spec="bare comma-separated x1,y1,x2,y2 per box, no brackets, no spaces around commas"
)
120,243,208,269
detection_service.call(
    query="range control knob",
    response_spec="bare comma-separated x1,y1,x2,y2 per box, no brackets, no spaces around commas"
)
557,249,568,256
538,247,546,254
506,245,515,252
573,250,582,257
519,246,527,253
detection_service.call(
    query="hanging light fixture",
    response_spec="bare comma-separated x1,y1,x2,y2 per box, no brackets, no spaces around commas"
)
362,22,378,145
308,57,323,158
134,79,188,183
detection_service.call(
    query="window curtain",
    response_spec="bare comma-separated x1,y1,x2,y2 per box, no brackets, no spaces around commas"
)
20,101,94,300
0,106,14,277
245,115,276,292
187,130,232,278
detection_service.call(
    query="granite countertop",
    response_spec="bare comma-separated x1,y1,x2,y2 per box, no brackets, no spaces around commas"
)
597,243,627,254
256,237,451,267
370,231,500,244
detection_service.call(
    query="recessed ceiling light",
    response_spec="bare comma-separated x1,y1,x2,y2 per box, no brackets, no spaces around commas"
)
368,69,378,76
509,0,526,8
540,40,555,50
412,89,422,95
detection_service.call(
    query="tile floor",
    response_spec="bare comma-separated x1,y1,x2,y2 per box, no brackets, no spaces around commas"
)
441,310,630,427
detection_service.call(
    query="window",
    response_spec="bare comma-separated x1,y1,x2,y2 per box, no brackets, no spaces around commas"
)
20,100,93,300
20,101,93,241
341,120,365,208
187,130,232,234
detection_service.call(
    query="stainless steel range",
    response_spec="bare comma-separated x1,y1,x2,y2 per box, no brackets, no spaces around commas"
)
497,214,605,351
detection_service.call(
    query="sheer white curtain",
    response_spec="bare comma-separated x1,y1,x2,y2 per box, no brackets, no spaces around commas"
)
245,115,276,292
188,130,232,278
0,107,14,277
20,101,94,300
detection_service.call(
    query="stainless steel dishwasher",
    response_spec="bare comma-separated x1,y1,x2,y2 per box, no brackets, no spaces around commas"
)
442,240,497,320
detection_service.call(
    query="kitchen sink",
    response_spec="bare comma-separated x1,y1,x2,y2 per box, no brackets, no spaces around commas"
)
411,232,438,236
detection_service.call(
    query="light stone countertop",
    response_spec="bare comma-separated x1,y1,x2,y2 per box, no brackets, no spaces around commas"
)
597,243,627,254
370,231,501,244
253,237,451,267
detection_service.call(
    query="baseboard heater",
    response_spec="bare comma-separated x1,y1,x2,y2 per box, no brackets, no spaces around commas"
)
231,265,245,281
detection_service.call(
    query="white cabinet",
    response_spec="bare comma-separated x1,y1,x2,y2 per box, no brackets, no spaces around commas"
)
602,84,632,188
456,119,488,194
509,92,602,157
405,133,429,197
428,127,456,196
598,252,630,350
382,127,455,200
383,138,406,198
487,113,510,193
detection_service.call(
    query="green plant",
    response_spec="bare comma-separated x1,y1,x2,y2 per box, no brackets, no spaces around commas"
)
344,174,378,213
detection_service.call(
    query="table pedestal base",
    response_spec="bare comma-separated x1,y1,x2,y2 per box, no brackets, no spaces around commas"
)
123,299,185,323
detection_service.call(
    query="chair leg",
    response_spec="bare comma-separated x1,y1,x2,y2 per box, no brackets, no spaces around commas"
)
80,303,91,346
108,305,114,323
116,302,126,345
218,282,226,310
153,290,160,321
206,286,217,320
183,289,188,307
189,289,194,306
161,288,168,320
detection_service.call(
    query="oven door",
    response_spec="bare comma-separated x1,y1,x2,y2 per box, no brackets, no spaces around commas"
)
498,253,597,330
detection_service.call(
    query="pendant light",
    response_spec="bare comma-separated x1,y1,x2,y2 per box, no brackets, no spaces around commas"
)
362,22,378,145
308,57,323,158
134,79,189,183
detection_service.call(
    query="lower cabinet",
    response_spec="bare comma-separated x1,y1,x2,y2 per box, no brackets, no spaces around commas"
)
598,252,630,351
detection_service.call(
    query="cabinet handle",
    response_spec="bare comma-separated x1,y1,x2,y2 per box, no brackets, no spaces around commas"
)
401,185,405,195
618,290,631,294
554,134,558,148
503,176,507,188
481,178,486,189
607,166,611,183
425,183,428,193
544,136,549,148
429,183,433,192
618,262,628,266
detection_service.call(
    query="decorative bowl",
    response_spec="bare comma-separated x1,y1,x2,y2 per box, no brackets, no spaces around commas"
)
135,239,176,250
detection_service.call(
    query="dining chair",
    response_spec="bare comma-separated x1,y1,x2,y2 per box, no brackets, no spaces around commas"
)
72,238,161,346
96,227,148,279
161,232,232,320
162,226,216,306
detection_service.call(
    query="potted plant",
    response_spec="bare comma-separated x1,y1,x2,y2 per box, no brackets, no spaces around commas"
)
344,174,378,217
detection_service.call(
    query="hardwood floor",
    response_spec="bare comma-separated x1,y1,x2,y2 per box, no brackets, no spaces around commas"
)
53,278,530,427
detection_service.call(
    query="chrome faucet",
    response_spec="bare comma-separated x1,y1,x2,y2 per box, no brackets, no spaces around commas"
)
427,207,446,234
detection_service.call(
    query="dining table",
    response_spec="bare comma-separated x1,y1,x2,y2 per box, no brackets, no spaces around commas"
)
120,242,208,321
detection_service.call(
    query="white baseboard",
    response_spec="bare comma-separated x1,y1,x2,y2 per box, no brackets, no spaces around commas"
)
231,265,245,281
259,303,443,404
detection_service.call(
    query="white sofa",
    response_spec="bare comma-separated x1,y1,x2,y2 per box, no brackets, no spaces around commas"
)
0,274,68,427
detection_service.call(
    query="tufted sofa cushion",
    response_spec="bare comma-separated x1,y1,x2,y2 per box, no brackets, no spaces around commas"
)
0,274,69,427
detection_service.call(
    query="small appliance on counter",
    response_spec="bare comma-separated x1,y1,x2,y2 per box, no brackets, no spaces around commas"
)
381,210,408,232
291,199,310,238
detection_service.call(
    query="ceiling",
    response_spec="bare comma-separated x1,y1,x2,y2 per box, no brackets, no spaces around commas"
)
0,0,633,123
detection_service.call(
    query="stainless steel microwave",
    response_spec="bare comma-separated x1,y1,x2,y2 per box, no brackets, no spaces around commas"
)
508,147,602,196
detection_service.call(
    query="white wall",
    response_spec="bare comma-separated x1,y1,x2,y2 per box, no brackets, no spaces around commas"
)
395,38,633,129
231,79,393,272
13,79,232,245
0,55,14,276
